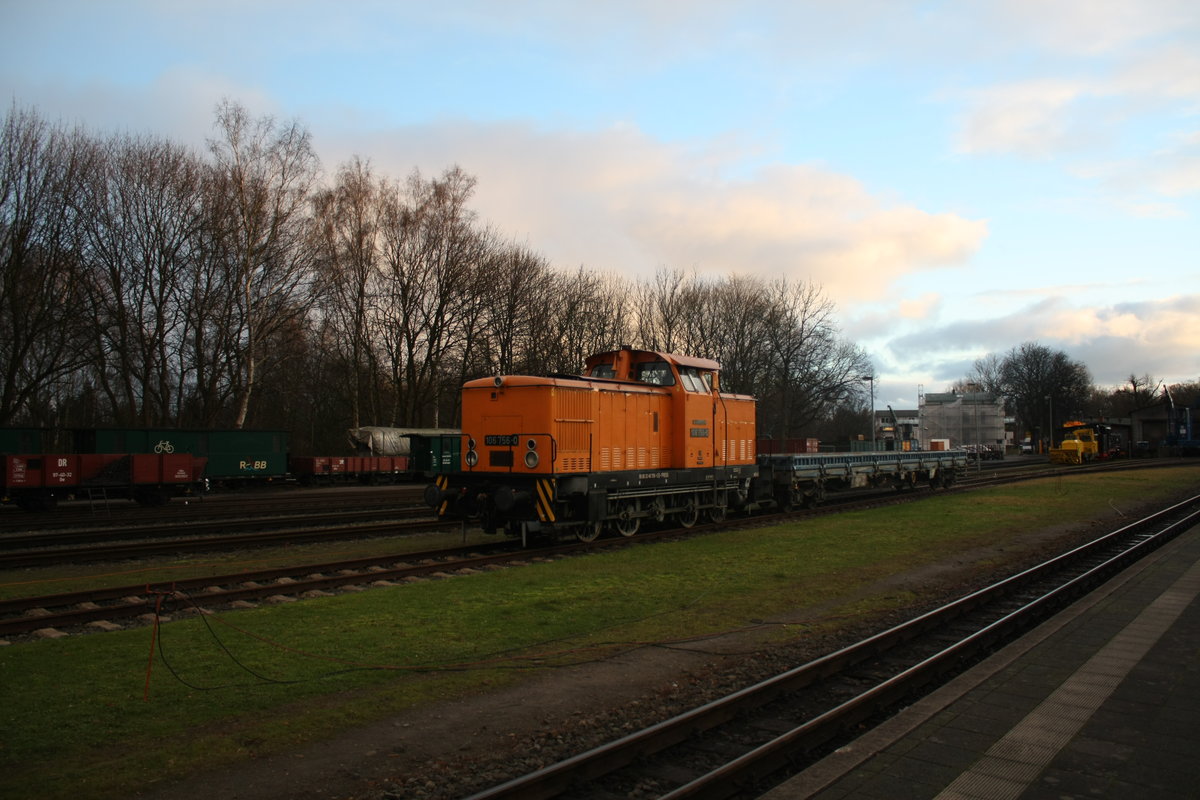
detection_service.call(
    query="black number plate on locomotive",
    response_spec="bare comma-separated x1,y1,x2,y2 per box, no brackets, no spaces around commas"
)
485,435,519,446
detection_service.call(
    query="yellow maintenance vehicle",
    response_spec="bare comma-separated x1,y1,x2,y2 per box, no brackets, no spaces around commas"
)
1050,421,1119,464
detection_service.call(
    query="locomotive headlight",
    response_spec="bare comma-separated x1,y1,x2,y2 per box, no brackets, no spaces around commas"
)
524,450,539,469
465,449,479,467
527,438,537,450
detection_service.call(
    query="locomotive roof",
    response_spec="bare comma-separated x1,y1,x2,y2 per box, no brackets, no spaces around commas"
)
585,347,721,372
461,347,726,391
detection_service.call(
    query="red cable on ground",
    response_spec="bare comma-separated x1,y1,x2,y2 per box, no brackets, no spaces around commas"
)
142,585,173,701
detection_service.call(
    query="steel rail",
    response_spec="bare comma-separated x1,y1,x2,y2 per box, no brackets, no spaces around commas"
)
0,515,453,568
659,493,1200,800
0,505,431,550
0,486,423,532
1,525,690,636
463,493,1200,800
0,539,529,636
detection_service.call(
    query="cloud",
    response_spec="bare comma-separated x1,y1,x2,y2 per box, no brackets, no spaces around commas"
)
330,120,988,307
982,0,1200,57
898,293,943,320
955,79,1096,158
945,8,1200,214
884,293,1200,386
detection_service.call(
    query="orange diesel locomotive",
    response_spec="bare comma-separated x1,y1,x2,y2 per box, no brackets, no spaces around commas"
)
425,346,757,542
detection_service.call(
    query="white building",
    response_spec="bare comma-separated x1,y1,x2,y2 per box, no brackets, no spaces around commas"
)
919,390,1005,451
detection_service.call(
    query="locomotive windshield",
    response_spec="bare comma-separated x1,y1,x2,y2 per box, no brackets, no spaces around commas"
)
634,361,675,386
589,363,616,378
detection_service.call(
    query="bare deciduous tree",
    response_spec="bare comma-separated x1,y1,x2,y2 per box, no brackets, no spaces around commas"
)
311,156,387,428
76,133,206,425
1,101,900,449
998,341,1092,444
0,106,95,425
635,267,696,354
377,166,487,426
206,100,320,428
477,241,551,376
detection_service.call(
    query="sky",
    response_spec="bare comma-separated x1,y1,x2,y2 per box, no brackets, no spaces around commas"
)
4,0,1198,409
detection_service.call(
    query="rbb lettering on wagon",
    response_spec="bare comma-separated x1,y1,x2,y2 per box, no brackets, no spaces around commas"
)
240,460,269,471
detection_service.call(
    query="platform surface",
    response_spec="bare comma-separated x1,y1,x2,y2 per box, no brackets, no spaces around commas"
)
762,519,1200,799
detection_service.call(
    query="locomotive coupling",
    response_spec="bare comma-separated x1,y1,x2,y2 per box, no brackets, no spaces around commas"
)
424,483,453,509
493,485,530,512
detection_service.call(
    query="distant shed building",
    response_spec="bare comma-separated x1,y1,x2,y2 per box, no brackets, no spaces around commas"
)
919,390,1005,451
874,408,919,449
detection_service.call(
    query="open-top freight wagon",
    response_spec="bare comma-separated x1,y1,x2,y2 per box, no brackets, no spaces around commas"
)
1,452,208,510
72,428,290,486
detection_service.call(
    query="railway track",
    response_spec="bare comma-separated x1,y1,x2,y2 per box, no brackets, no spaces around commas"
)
0,485,423,532
0,504,434,552
0,513,455,569
0,501,861,639
0,527,699,637
461,493,1200,800
4,460,1190,635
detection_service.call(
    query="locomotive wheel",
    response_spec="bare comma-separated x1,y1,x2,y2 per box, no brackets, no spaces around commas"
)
614,501,643,537
678,498,699,528
577,521,603,543
707,505,726,523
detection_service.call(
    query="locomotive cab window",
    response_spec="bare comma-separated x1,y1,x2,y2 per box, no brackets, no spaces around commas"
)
635,361,675,386
679,366,713,393
589,363,616,378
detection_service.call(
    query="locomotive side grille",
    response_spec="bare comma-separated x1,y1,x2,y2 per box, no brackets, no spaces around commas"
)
554,388,593,473
561,456,590,471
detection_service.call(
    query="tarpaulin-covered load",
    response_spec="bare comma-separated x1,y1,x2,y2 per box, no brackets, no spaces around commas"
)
347,427,459,456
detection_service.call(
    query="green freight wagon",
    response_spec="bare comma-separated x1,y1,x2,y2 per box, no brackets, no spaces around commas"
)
71,428,290,484
0,427,49,454
409,432,461,476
